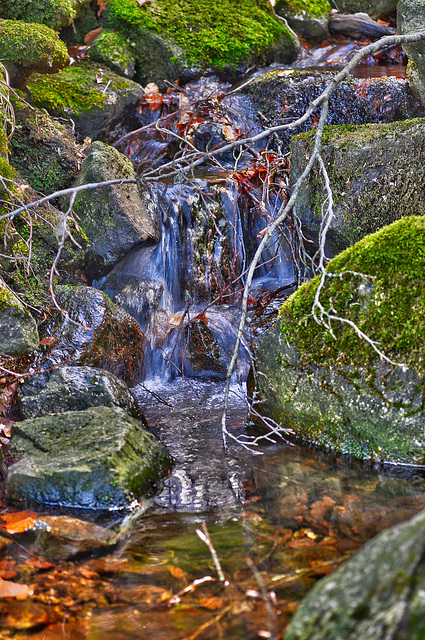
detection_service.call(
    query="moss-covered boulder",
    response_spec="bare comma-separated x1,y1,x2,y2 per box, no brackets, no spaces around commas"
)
18,365,146,421
0,277,39,357
9,98,82,195
72,141,159,278
27,61,145,142
0,20,70,89
102,0,299,88
89,30,136,79
289,118,425,254
254,216,425,465
37,285,145,382
0,0,90,30
284,507,425,640
243,70,424,154
6,406,172,512
276,0,330,42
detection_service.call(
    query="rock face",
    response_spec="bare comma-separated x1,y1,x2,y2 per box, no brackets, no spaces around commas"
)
6,406,172,512
254,216,425,465
38,285,145,382
398,0,425,99
73,141,159,278
289,118,425,254
284,507,425,640
18,365,146,422
244,71,425,154
0,279,39,357
27,62,145,142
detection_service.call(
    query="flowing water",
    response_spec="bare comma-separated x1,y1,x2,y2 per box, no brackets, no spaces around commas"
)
1,41,424,639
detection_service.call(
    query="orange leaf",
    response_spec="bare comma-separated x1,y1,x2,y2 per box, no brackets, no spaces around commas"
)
167,565,185,580
194,313,208,324
39,336,57,346
84,27,103,45
222,125,237,142
1,511,37,534
0,577,32,599
198,596,224,610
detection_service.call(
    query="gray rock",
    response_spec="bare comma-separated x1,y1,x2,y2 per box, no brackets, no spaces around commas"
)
73,141,159,278
244,70,424,155
289,118,425,254
0,279,39,357
398,0,425,99
89,30,136,78
336,0,397,16
253,216,425,465
36,285,145,383
284,507,425,640
18,365,146,422
6,406,172,511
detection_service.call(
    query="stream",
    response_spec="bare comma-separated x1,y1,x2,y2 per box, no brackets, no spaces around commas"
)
1,41,425,639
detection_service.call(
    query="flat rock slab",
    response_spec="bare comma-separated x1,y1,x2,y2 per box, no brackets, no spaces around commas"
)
6,406,172,512
284,507,425,640
18,365,146,422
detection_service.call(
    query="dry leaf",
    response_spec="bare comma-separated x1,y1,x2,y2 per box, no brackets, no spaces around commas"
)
95,71,104,84
178,94,193,126
0,577,32,599
39,336,57,346
1,511,37,534
222,125,237,142
84,27,103,45
198,596,224,610
166,565,185,580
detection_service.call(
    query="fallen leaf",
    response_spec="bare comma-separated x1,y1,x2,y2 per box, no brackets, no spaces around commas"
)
222,125,237,142
95,71,104,84
178,94,193,126
84,27,103,45
166,565,186,580
0,577,32,599
198,596,224,610
1,511,37,534
39,337,57,346
67,44,90,59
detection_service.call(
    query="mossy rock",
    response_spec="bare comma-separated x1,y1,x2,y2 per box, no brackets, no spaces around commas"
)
335,0,397,16
9,98,82,195
244,70,425,154
26,61,145,142
18,365,147,422
72,141,159,279
89,30,136,78
0,20,70,88
103,0,300,87
254,216,425,465
398,0,425,99
284,508,425,640
289,118,425,254
275,0,330,41
0,0,90,30
6,406,172,512
37,285,145,382
0,277,39,357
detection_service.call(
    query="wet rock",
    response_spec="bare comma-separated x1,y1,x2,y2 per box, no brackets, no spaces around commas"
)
254,216,425,465
244,70,425,153
336,0,397,17
289,118,425,254
276,0,330,42
284,508,425,640
328,11,396,39
18,365,146,422
398,0,425,103
37,285,145,383
26,515,118,560
27,61,145,142
6,406,172,512
72,141,159,278
0,278,39,357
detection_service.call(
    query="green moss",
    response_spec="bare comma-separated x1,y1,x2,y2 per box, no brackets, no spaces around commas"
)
107,0,296,69
27,64,108,115
280,216,425,375
276,0,331,18
0,20,69,72
89,30,135,77
0,0,88,30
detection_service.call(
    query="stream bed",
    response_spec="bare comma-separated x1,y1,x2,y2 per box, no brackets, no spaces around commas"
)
2,380,425,639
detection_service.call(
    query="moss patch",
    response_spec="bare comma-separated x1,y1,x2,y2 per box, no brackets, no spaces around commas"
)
89,30,136,77
0,0,89,30
280,215,425,375
106,0,297,70
276,0,331,18
0,20,69,72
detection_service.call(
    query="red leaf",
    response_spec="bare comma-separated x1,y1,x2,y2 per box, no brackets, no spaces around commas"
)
0,577,31,599
1,511,37,534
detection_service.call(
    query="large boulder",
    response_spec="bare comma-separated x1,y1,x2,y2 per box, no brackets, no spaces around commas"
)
18,365,146,422
72,141,159,279
6,406,172,511
27,61,145,142
276,0,330,42
254,216,425,465
243,70,424,154
0,278,39,357
290,118,425,254
102,0,300,88
398,1,425,105
0,0,90,30
37,285,145,382
284,507,425,640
